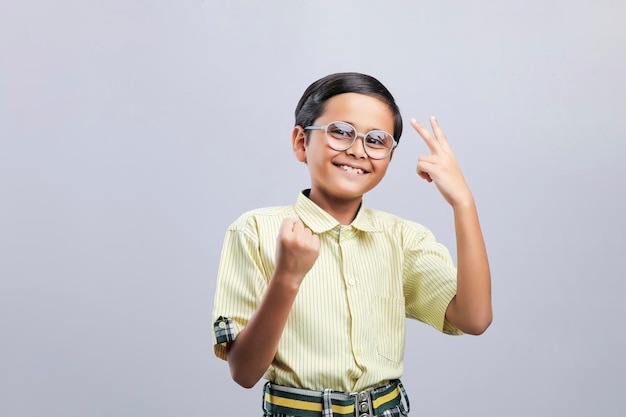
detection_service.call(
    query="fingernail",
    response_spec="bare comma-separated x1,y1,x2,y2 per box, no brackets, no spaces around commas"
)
431,116,437,122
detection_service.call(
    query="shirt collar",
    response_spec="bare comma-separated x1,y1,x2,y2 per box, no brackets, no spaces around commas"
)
294,190,380,234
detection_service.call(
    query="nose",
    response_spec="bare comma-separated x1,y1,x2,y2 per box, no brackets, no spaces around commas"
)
347,134,367,159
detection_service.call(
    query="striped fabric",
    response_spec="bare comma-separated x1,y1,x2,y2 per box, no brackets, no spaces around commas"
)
212,190,461,393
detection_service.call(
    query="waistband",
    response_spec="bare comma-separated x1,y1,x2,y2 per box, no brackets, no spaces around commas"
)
262,380,410,417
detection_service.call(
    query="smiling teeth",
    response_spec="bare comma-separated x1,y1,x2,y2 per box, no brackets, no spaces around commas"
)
340,165,364,174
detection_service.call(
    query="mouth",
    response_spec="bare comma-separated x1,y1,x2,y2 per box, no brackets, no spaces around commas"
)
335,163,369,175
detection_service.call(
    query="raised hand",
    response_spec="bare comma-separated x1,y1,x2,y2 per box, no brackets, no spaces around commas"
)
226,218,320,387
274,218,320,287
410,117,473,207
411,117,492,335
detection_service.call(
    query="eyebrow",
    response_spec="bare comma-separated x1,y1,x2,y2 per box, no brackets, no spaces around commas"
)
341,120,389,134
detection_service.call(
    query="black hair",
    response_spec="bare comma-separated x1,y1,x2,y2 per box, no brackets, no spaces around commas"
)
294,72,403,144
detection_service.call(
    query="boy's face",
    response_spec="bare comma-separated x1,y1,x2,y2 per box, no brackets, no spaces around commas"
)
293,92,394,207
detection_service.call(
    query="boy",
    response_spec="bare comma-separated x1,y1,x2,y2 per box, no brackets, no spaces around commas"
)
212,72,492,416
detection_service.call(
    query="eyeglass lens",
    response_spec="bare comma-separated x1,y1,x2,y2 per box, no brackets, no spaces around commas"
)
326,122,394,159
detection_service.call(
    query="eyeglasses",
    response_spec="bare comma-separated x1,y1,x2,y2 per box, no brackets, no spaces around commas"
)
304,121,397,160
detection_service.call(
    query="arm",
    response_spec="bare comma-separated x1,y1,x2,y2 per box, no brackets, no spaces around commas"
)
227,218,319,388
411,117,492,335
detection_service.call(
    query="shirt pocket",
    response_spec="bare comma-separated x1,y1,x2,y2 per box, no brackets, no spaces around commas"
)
374,295,406,363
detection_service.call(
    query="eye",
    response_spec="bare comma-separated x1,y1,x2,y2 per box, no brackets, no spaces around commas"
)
328,122,355,141
365,132,393,149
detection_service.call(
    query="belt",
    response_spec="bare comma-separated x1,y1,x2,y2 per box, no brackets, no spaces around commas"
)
262,379,410,417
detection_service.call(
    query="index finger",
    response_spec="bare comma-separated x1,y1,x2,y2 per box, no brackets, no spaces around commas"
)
410,118,440,154
280,218,300,234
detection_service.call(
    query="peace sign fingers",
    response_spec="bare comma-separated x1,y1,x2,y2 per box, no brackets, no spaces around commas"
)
410,116,472,207
410,116,451,155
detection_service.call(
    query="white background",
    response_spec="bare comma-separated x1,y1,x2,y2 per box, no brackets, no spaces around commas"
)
1,1,625,416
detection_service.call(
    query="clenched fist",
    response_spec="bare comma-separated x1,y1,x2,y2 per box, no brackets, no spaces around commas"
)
274,218,320,287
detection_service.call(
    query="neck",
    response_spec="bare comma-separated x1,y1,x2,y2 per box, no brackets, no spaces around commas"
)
307,189,362,225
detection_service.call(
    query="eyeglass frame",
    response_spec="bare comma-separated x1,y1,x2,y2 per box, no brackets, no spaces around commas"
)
304,121,398,160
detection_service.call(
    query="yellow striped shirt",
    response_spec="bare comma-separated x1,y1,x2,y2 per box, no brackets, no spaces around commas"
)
212,190,461,392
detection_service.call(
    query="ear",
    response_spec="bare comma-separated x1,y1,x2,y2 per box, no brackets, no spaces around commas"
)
292,126,307,163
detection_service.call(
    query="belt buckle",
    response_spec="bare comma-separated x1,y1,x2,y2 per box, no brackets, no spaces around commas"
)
351,389,373,417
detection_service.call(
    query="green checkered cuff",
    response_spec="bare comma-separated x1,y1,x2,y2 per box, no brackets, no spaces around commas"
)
213,316,236,344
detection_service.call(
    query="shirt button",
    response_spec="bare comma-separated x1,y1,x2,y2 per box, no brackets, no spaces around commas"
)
348,279,356,286
355,348,362,356
218,321,227,329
